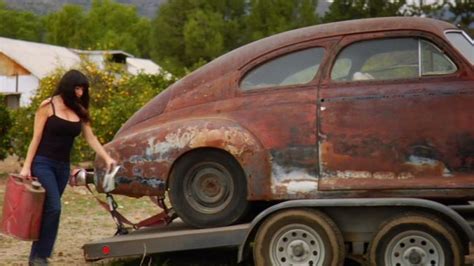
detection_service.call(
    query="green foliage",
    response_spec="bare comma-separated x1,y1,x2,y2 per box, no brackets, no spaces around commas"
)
323,0,406,22
184,9,226,68
246,0,319,42
44,0,152,57
150,0,320,76
44,4,87,47
404,0,474,37
9,63,175,162
0,96,12,160
0,0,43,41
1,0,472,76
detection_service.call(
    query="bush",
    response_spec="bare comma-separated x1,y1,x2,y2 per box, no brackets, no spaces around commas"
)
9,62,176,162
0,95,12,160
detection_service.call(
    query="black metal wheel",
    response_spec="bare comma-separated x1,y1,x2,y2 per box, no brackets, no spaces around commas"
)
253,209,344,266
168,149,248,228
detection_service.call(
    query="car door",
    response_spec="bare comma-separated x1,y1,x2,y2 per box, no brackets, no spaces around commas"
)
317,31,474,193
233,38,338,199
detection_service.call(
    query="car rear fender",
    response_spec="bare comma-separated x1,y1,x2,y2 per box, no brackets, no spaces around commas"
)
97,118,271,198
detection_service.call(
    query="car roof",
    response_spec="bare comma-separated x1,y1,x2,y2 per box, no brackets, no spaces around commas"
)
184,17,456,86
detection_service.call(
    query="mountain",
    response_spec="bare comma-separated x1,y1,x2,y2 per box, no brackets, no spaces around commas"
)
3,0,167,18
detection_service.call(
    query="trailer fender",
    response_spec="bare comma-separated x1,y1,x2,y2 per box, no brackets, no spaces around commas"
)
237,198,474,263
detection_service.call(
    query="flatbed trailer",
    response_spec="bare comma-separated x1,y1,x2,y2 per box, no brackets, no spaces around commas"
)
83,221,250,261
83,198,474,265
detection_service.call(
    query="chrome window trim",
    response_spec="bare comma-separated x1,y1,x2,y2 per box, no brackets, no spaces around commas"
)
444,30,474,45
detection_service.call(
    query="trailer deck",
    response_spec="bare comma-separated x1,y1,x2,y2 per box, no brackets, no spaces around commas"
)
83,220,250,261
83,200,474,264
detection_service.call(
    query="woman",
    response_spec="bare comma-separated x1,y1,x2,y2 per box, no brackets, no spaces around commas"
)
20,69,116,265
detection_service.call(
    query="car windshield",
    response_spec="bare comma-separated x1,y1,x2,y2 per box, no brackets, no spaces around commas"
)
445,30,474,65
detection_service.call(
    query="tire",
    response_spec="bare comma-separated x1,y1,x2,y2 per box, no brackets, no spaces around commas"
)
253,209,344,266
168,149,248,228
368,213,464,266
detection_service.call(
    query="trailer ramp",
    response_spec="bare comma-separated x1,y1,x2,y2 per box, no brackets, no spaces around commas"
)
83,221,250,261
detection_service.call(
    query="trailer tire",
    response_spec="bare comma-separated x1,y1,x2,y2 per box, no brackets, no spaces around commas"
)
368,213,464,266
169,149,248,228
253,208,344,266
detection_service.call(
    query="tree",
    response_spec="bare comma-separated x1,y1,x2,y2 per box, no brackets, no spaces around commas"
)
0,96,11,160
44,4,87,47
151,0,200,75
448,0,474,36
183,9,226,69
246,0,319,42
323,0,406,23
404,0,473,37
43,0,152,57
0,1,43,41
151,0,320,76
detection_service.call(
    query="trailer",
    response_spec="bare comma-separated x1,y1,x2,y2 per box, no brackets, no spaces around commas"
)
84,198,474,265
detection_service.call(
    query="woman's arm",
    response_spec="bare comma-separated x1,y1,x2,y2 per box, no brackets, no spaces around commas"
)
20,101,50,177
82,122,116,172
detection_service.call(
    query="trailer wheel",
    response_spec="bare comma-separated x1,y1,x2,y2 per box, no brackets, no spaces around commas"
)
368,213,463,266
253,209,344,266
169,149,248,228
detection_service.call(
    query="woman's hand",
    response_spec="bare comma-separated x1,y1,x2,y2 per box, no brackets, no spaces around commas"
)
105,157,117,173
20,166,31,177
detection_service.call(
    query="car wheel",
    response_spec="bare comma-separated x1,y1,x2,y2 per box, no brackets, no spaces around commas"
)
168,149,248,228
253,209,344,266
368,213,464,266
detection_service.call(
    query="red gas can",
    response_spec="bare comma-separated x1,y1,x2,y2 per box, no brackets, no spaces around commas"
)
1,174,45,240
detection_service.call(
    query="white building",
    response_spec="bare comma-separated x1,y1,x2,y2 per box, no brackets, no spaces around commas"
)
0,37,164,108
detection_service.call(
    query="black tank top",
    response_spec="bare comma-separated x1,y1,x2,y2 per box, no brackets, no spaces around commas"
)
35,99,82,162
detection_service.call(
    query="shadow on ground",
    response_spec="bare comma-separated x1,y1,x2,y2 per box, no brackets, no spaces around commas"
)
106,248,363,266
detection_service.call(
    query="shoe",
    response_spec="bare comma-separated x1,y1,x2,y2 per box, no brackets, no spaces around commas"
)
29,257,49,266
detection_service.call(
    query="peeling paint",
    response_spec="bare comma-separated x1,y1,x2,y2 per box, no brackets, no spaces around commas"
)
144,126,255,161
272,164,316,182
336,170,372,179
405,155,452,177
286,180,319,194
271,164,318,194
323,170,415,180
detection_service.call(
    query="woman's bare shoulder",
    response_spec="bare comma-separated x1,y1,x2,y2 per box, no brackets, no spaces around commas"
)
39,97,52,107
37,98,53,115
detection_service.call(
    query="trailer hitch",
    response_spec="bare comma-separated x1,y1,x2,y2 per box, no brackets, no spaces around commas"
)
87,186,177,235
104,193,177,235
71,168,177,235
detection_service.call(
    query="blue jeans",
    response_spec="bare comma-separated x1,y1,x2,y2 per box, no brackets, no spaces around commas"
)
30,155,70,260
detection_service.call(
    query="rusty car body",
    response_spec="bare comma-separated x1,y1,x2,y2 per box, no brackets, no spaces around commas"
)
94,17,474,228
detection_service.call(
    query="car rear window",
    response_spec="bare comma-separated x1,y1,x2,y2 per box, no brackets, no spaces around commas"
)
445,31,474,65
331,37,457,82
240,47,324,90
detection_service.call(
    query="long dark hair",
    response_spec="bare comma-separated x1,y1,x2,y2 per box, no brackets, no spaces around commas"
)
53,69,91,123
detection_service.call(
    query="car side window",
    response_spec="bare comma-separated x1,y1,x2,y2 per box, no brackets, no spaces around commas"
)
445,31,474,65
421,40,457,75
240,47,324,90
331,38,457,82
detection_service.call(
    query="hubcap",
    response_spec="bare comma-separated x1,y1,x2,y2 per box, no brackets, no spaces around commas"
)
270,224,325,266
184,162,234,214
385,230,444,266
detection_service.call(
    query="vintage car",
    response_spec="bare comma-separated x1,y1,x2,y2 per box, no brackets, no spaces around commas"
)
94,17,474,228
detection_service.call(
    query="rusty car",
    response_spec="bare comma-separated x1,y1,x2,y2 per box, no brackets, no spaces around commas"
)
93,16,474,231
